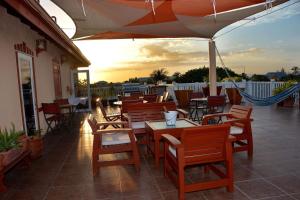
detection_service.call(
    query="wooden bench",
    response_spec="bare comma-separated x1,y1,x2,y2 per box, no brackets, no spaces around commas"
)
0,136,30,192
123,102,188,119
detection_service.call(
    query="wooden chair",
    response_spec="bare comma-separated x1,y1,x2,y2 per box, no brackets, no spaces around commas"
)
162,124,234,200
175,90,193,109
202,105,253,158
226,88,242,105
87,118,140,176
97,100,122,128
127,109,164,144
41,103,65,133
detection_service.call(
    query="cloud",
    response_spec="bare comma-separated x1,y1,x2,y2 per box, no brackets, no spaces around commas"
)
226,48,264,57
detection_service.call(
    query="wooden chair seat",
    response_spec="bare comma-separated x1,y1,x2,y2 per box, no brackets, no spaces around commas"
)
102,132,137,146
230,126,244,135
131,121,145,129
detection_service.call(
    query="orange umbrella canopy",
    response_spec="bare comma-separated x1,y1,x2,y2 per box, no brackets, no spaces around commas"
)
52,0,288,40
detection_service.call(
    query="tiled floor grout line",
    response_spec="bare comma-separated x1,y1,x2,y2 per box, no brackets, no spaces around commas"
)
260,176,291,197
234,185,252,200
41,122,82,200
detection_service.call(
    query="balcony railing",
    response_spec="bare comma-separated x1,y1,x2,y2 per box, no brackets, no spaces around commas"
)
90,81,298,102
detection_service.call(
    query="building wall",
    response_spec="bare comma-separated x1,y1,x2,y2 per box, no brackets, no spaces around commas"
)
0,6,78,133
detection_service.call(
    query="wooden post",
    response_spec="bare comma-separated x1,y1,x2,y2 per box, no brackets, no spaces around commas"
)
209,40,217,96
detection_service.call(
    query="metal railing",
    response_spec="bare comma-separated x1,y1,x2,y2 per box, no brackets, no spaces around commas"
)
89,81,298,101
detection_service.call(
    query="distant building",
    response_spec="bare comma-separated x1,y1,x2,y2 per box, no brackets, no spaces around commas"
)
265,72,287,80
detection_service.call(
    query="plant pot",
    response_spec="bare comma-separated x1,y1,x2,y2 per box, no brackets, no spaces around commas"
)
29,137,43,159
0,148,23,167
277,96,295,107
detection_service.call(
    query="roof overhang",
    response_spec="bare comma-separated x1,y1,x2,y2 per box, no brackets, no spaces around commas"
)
52,0,289,40
2,0,90,66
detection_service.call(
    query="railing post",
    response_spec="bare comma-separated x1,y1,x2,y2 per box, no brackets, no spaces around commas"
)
247,81,253,96
270,79,275,97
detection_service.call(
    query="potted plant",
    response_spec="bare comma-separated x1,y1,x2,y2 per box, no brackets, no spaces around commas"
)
28,129,43,159
273,81,296,107
0,124,25,167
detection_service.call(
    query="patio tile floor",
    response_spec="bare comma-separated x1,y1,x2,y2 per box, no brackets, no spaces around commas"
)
0,105,300,200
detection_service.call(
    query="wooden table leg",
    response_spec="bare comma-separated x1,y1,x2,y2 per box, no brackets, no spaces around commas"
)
155,138,160,168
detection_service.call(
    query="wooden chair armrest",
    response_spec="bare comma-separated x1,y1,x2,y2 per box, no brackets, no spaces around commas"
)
228,135,236,142
97,121,128,126
176,108,188,118
202,113,232,125
162,134,183,148
223,118,250,125
96,128,132,134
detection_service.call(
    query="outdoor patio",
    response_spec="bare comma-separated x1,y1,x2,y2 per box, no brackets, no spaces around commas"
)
1,105,300,200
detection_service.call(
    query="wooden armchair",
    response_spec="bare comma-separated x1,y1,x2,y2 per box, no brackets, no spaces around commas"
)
87,119,140,176
127,110,164,144
98,100,122,128
162,124,234,200
202,105,253,158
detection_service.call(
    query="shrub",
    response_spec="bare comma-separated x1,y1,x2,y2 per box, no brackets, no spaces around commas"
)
0,124,23,152
272,81,297,96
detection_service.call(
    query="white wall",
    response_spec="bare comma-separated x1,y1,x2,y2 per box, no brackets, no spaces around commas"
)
0,6,78,132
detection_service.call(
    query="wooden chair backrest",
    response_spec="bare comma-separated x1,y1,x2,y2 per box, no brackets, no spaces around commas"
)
162,91,169,102
207,95,226,113
180,124,230,164
128,110,164,123
156,95,163,103
125,102,177,113
121,96,140,101
174,90,193,108
42,103,60,114
202,86,223,97
229,105,252,119
226,88,242,105
191,92,204,98
143,94,157,103
121,99,144,113
54,98,69,105
87,118,98,133
97,100,108,118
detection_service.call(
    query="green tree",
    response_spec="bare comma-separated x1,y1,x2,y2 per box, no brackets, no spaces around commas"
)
173,66,240,83
291,66,299,75
172,72,182,82
150,68,168,83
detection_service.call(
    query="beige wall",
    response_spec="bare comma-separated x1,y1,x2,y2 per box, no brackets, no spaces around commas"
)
0,6,79,133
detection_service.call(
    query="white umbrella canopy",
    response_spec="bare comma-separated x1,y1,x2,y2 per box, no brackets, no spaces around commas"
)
52,0,288,40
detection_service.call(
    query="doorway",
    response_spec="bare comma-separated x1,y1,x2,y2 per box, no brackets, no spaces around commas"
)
17,52,38,135
71,70,91,111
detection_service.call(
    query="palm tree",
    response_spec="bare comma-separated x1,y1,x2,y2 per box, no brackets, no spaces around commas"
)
291,66,299,75
150,68,168,83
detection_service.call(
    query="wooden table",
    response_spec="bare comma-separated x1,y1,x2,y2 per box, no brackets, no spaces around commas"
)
190,97,207,122
145,118,199,168
113,100,147,106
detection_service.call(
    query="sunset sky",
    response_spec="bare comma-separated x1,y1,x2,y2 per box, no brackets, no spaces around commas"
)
41,0,300,83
